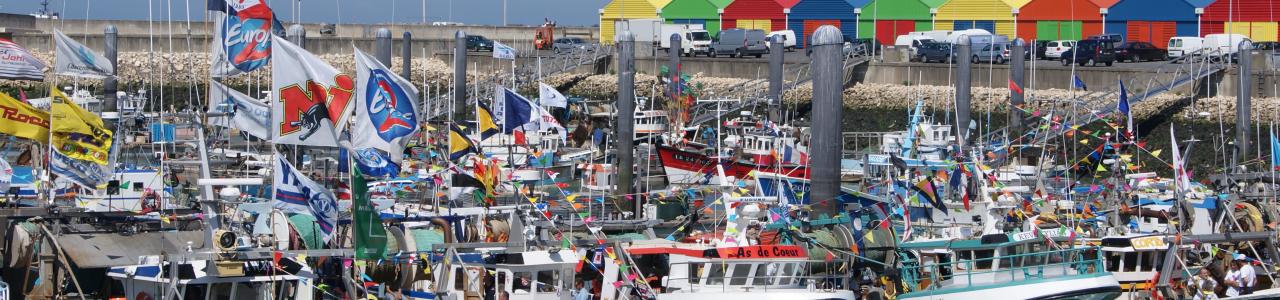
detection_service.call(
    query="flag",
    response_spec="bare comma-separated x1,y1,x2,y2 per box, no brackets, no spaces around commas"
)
526,103,567,140
1272,126,1280,171
345,147,401,178
493,41,516,60
49,88,113,165
0,38,46,81
499,87,535,133
1008,78,1023,96
53,30,114,78
1118,80,1132,133
477,101,500,141
353,48,420,163
50,149,109,188
271,35,355,147
335,181,352,201
273,155,340,243
1073,74,1087,91
449,124,478,160
1170,127,1191,194
208,81,271,140
209,0,280,77
0,157,10,192
0,91,49,143
451,173,486,190
538,82,568,108
912,178,947,215
353,167,388,260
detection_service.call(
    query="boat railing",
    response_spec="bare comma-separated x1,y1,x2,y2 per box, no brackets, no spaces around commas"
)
900,247,1105,294
660,259,848,294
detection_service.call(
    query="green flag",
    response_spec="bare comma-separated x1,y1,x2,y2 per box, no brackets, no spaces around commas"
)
353,168,388,260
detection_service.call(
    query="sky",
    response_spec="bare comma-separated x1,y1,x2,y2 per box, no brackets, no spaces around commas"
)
3,0,611,26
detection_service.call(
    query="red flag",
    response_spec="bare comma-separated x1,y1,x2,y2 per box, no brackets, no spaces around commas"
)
824,251,834,262
1008,78,1023,95
514,130,527,145
17,90,27,103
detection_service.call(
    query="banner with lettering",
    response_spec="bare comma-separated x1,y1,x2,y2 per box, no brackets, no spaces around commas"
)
49,88,113,165
0,91,49,143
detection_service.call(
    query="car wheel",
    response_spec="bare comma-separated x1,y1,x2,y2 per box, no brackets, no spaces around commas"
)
997,57,1006,64
1105,60,1113,67
755,53,763,58
1089,59,1097,66
710,52,717,58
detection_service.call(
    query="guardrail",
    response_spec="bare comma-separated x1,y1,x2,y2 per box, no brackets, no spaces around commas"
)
661,259,849,294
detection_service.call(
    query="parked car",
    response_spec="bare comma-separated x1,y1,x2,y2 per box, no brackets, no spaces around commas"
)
1033,40,1049,60
915,41,956,63
553,37,595,53
710,29,768,58
1115,41,1167,62
466,35,493,52
1089,34,1123,46
1044,40,1075,59
1167,37,1203,60
1060,39,1116,66
895,35,936,60
767,30,797,51
1203,33,1251,63
971,43,1009,64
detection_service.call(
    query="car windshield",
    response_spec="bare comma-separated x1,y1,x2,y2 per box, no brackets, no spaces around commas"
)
691,32,711,41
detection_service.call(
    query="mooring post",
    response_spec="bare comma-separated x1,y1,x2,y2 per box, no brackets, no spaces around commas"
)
617,31,637,214
809,26,844,216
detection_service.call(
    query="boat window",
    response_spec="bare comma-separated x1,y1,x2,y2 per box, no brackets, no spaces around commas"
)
776,263,796,285
1122,253,1139,272
729,264,752,286
999,245,1024,268
706,263,727,286
752,263,775,286
1105,252,1121,272
688,263,703,285
958,250,995,269
496,271,509,294
514,272,533,292
536,270,557,293
454,268,467,291
133,182,144,192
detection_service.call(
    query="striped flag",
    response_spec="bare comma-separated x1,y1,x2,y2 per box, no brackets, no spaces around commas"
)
0,38,46,81
335,181,352,201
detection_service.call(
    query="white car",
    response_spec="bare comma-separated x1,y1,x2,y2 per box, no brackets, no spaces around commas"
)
1044,40,1075,59
767,30,797,51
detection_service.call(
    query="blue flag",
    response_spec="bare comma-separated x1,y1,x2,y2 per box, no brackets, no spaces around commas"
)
1271,128,1280,171
344,147,401,178
1118,80,1132,133
501,88,534,133
1073,74,1087,91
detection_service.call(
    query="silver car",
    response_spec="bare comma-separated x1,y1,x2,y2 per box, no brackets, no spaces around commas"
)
553,37,595,53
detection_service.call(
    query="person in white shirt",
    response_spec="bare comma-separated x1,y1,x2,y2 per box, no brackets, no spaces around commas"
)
1189,268,1218,300
1224,254,1256,296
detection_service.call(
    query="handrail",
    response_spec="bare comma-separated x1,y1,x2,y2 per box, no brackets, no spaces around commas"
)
659,260,847,294
899,247,1106,293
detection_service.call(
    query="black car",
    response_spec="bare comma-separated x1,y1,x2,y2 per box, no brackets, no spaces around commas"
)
1115,41,1167,62
466,35,493,52
915,41,956,63
1033,40,1049,60
1060,39,1117,66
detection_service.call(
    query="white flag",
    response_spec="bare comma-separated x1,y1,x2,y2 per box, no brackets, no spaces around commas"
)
53,30,114,79
353,48,420,163
1170,127,1191,194
0,38,46,81
524,104,567,140
271,35,354,147
272,155,339,242
0,157,11,192
493,41,516,60
208,81,272,140
538,82,568,108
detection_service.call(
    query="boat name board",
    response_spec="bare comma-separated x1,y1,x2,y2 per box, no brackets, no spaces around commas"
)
718,245,806,259
1130,236,1167,250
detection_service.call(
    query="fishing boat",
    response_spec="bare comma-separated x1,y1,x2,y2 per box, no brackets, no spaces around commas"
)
608,240,858,300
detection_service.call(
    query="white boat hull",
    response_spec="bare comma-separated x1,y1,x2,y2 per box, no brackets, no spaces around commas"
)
657,290,856,300
898,273,1121,300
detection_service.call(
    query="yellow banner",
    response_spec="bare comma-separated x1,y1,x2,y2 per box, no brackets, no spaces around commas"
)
49,88,113,165
0,92,49,143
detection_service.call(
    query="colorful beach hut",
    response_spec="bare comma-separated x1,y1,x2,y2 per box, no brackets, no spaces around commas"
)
1017,0,1105,41
934,0,1022,38
787,0,861,47
1202,0,1279,41
1104,0,1199,48
661,0,725,36
722,0,787,33
857,0,933,46
601,0,670,44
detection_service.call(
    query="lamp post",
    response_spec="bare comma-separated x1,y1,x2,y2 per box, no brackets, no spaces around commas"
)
785,8,791,31
1101,8,1108,36
1195,8,1204,37
854,8,861,39
1012,8,1019,39
930,8,937,30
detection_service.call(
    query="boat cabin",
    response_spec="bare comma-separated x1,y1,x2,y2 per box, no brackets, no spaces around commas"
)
436,249,580,300
895,232,1120,300
1099,235,1183,291
635,110,670,135
107,255,314,299
608,240,856,299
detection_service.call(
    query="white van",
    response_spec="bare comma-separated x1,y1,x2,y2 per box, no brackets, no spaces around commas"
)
943,29,994,44
658,25,712,56
895,35,936,59
908,30,951,42
766,30,797,51
1166,37,1203,59
1202,33,1251,62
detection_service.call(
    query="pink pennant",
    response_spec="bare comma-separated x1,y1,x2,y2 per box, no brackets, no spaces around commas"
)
612,281,623,288
627,273,638,281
